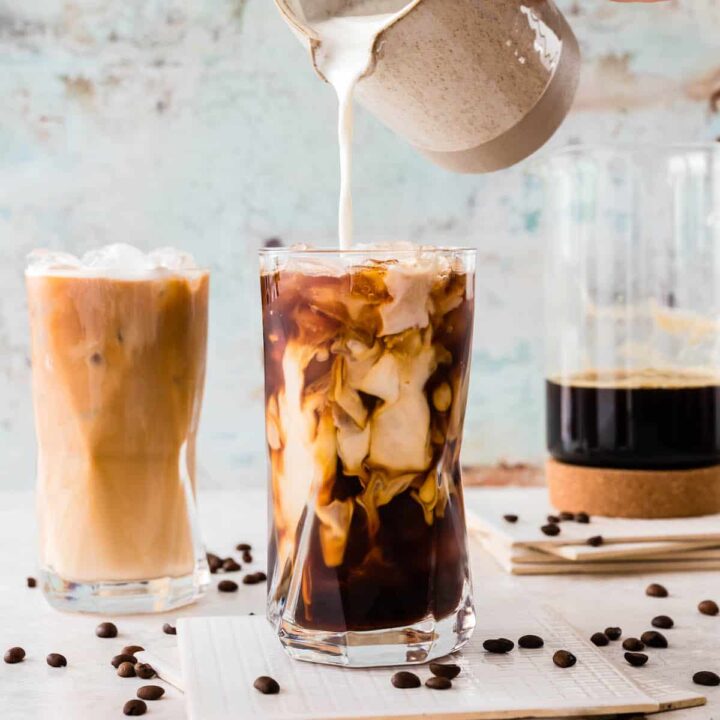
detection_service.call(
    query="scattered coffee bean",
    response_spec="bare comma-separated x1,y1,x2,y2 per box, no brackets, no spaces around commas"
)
575,512,590,523
137,685,165,701
591,632,609,647
207,552,222,574
425,677,452,690
541,524,561,537
559,511,575,521
162,623,177,636
605,627,622,641
553,650,577,668
587,535,604,547
242,551,253,564
122,646,144,656
218,580,239,592
117,661,136,678
4,647,25,664
429,662,461,680
641,631,668,648
693,671,720,687
96,622,118,639
391,671,421,689
698,599,719,616
518,634,544,649
651,615,674,629
26,577,36,588
236,543,252,552
646,583,668,598
243,572,267,585
547,515,560,524
624,652,649,667
483,638,514,654
135,663,156,680
123,699,147,716
112,654,137,668
46,653,67,668
254,676,280,695
223,558,241,573
623,638,645,652
503,514,518,523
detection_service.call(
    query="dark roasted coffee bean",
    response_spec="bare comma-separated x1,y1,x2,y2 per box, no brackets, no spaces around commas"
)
591,632,609,647
4,647,25,664
429,662,461,680
541,524,561,537
425,677,452,690
391,671,421,688
26,577,37,588
587,535,604,547
218,580,239,592
135,663,156,679
693,671,720,687
112,654,137,668
207,552,222,574
123,699,147,716
243,572,266,585
575,512,590,524
641,631,668,648
242,551,253,564
624,652,649,667
483,638,514,654
236,543,252,552
646,583,668,598
605,627,622,641
698,599,719,616
47,653,67,668
518,634,544,649
559,511,575,521
253,676,280,694
503,514,518,523
547,514,560,524
122,645,144,655
623,638,644,651
96,622,118,638
117,661,136,678
162,623,177,636
652,615,674,629
137,685,165,701
223,558,241,572
553,650,577,668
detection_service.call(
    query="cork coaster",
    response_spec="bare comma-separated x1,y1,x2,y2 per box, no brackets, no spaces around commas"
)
547,459,720,518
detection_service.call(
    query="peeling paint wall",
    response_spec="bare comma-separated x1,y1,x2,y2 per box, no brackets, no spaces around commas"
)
1,0,719,487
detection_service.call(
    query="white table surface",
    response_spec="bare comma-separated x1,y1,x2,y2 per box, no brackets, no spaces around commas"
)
0,488,717,720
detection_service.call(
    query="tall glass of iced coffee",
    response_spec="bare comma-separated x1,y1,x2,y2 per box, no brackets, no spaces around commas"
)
27,245,210,613
261,245,476,666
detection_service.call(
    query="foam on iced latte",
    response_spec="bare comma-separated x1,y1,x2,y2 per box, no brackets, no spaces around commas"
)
27,245,209,594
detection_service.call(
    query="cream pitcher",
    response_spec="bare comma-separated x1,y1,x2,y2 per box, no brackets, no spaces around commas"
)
274,0,580,173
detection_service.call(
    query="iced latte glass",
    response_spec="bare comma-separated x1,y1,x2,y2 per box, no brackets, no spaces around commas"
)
261,246,476,666
27,245,210,613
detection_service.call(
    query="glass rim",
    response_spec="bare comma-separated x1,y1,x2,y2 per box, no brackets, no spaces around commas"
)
259,245,477,257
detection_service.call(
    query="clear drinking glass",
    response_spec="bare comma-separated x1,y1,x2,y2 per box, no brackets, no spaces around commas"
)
27,252,210,612
260,246,476,667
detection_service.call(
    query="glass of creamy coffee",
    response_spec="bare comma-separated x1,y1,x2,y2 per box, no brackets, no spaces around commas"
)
26,244,210,613
260,244,476,666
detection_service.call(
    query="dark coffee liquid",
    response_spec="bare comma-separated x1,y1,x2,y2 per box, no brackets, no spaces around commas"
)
547,371,720,470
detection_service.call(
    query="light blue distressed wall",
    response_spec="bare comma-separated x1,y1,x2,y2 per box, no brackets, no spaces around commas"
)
0,0,718,487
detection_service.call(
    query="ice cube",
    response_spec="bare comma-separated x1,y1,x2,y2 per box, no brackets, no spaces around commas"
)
148,247,198,271
25,250,82,275
81,243,152,272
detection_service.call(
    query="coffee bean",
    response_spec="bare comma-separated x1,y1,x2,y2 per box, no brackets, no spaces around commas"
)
624,652,649,667
112,654,137,668
641,631,668,648
218,580,239,592
122,646,144,656
518,634,544,649
553,650,577,668
4,647,25,664
135,663,156,679
90,352,103,365
693,671,720,687
646,583,668,598
46,653,67,668
698,600,719,616
243,572,267,585
137,685,165,701
96,622,118,639
429,662,461,680
605,627,622,641
651,615,674,629
575,512,590,524
391,671,421,688
26,577,36,588
223,558,241,572
236,543,252,552
541,524,561,537
547,515,560,524
591,632,609,647
253,676,280,694
242,551,253,564
162,623,177,635
425,677,452,690
117,661,136,678
207,553,222,574
559,511,575,521
587,535,604,547
503,514,518,523
483,638,514,654
123,699,147,716
623,638,644,651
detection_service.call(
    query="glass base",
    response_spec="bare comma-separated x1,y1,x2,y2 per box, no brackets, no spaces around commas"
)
41,564,210,614
273,587,476,668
